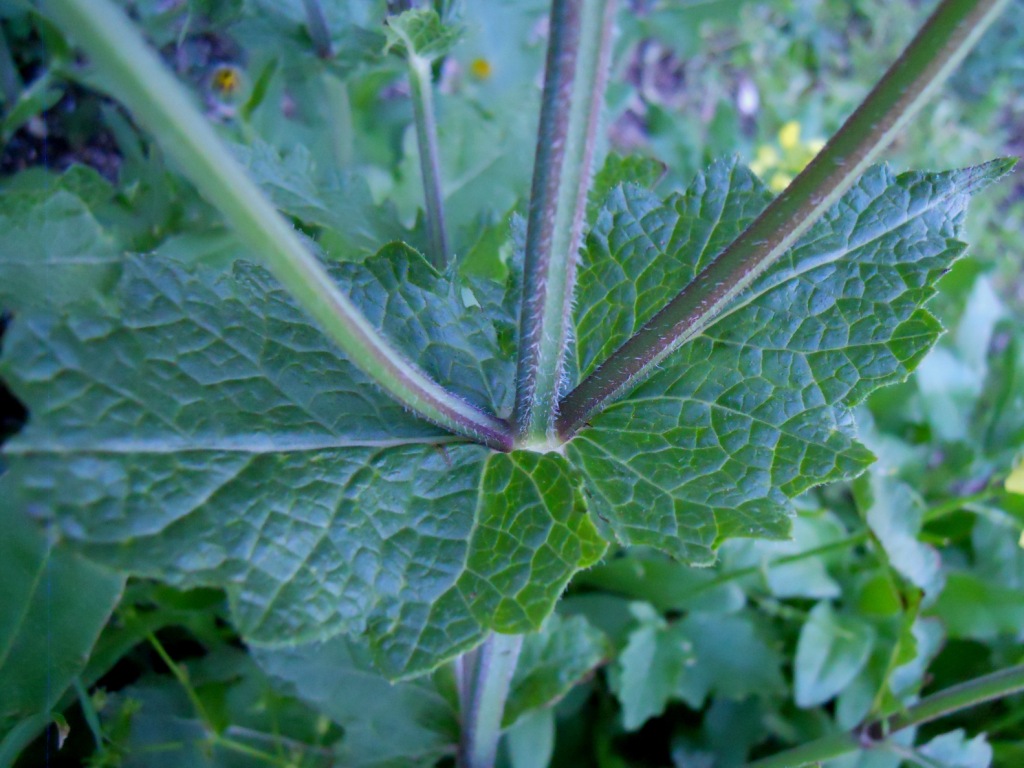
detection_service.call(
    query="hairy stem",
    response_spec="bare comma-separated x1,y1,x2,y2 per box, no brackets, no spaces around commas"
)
301,0,333,58
514,0,616,444
458,633,524,768
48,0,512,451
557,0,1010,440
747,664,1024,768
408,53,450,268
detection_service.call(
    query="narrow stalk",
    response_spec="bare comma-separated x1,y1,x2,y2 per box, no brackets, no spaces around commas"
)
324,72,354,169
0,23,21,107
747,665,1024,768
557,0,1011,440
408,53,449,268
458,633,524,768
301,0,333,58
47,0,512,452
514,0,616,445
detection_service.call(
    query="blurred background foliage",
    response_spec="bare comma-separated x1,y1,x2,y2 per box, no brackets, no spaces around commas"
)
1,0,1022,766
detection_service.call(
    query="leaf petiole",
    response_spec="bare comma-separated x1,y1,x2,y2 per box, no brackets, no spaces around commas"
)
47,0,512,451
557,0,1012,440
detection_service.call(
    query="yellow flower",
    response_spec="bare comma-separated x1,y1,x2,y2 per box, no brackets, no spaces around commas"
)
1007,458,1024,495
469,57,493,80
750,145,779,176
769,171,793,192
778,121,801,150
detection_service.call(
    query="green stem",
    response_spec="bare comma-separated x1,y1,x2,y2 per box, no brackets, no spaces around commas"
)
746,665,1024,768
514,0,616,445
557,0,1011,441
408,53,450,269
458,633,524,768
0,23,21,107
301,0,332,58
324,72,354,169
46,0,512,452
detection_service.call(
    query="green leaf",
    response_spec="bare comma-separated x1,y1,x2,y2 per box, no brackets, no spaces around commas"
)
671,611,785,709
504,613,609,726
96,647,337,767
931,571,1024,640
608,603,696,731
232,141,411,261
0,247,599,678
587,152,665,225
609,605,783,730
254,637,457,767
794,602,876,708
573,553,746,613
0,503,125,736
0,185,122,312
506,708,555,768
919,730,993,768
855,469,944,599
720,513,847,600
384,8,463,63
568,159,1002,563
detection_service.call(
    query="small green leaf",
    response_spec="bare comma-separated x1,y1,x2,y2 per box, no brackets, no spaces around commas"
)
919,729,993,768
931,572,1024,640
608,603,695,731
385,8,463,63
855,469,944,599
506,708,555,768
0,186,122,311
504,613,609,727
254,637,457,767
232,141,410,261
0,504,125,735
672,612,785,709
794,602,876,708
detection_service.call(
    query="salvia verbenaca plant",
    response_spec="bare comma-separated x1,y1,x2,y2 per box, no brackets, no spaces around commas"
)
2,0,1023,766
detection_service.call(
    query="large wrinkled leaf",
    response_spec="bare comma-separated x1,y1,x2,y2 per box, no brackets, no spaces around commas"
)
569,159,1008,563
0,243,598,678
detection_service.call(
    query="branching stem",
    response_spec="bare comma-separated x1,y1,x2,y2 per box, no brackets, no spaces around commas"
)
47,0,512,452
557,0,1011,440
514,0,616,444
747,664,1024,768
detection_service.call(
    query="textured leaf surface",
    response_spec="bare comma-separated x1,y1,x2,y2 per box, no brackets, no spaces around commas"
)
569,160,1006,563
0,247,591,678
